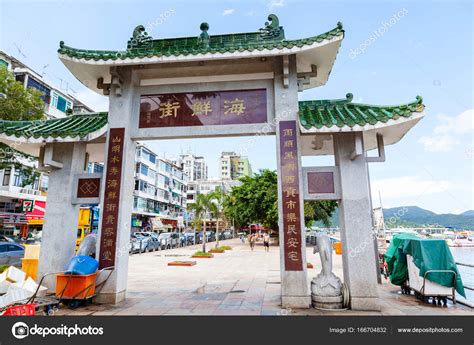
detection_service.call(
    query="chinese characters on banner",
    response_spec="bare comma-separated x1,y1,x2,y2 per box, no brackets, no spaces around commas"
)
99,128,125,269
139,89,267,128
279,121,303,271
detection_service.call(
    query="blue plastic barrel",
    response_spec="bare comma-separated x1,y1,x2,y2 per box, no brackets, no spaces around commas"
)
64,255,99,275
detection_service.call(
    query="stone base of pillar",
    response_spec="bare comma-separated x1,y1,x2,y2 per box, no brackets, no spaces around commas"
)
350,297,380,311
94,290,126,304
281,295,311,309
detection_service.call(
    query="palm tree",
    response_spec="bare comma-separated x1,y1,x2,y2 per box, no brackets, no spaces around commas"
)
188,193,214,253
209,186,226,248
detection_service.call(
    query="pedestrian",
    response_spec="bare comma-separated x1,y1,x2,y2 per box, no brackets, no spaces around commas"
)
240,234,245,244
263,233,270,252
249,234,256,251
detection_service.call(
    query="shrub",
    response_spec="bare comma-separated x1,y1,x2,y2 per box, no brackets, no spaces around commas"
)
192,251,213,257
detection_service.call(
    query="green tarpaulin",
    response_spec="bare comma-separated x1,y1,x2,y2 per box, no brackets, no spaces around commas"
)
384,233,465,297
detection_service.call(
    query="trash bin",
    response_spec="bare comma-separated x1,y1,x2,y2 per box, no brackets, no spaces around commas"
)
334,242,342,255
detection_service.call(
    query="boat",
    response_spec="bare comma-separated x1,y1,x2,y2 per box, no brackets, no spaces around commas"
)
447,232,474,247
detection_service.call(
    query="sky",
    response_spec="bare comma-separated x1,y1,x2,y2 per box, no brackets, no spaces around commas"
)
0,0,472,214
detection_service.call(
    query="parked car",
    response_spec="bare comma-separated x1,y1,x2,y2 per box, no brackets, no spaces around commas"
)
0,235,15,243
223,231,233,240
134,232,160,251
198,231,215,243
0,242,24,267
130,234,148,253
158,232,179,249
180,233,195,246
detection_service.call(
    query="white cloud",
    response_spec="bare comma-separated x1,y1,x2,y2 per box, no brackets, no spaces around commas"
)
222,9,235,16
74,89,109,112
371,176,454,200
418,109,473,152
433,109,473,135
418,135,460,152
267,0,285,11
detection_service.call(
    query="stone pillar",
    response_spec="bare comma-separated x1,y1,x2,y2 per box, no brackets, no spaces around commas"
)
274,55,310,308
37,142,87,289
334,132,380,311
95,68,137,304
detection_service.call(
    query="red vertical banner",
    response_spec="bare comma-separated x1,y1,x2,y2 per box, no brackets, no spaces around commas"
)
279,120,303,271
99,128,125,269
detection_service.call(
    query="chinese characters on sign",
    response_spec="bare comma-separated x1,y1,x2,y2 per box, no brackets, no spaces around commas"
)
139,89,267,128
279,121,303,271
99,128,125,269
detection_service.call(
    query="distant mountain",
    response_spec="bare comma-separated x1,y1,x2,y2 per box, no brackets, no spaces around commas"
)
383,206,474,229
313,206,474,229
460,210,474,217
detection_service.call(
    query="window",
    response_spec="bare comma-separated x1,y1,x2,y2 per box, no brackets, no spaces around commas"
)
13,170,22,187
140,164,148,176
2,168,11,186
7,244,23,252
0,59,8,69
27,78,51,103
51,92,72,113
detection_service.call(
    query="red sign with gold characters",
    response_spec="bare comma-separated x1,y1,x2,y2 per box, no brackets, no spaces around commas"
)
99,128,125,269
279,120,303,271
139,89,267,128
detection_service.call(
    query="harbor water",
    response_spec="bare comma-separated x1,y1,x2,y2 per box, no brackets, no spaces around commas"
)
450,247,474,302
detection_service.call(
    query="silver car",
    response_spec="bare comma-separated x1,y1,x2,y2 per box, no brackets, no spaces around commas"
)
158,232,179,249
134,232,160,251
0,242,24,267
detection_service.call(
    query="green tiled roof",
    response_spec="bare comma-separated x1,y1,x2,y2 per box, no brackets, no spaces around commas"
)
299,94,425,130
0,113,108,139
0,94,423,140
58,16,344,61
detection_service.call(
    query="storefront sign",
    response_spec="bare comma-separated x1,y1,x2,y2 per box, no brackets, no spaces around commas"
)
139,89,267,128
99,128,125,269
279,120,303,271
21,199,34,213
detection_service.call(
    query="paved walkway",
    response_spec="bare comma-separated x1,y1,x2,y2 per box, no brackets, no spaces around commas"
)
59,238,472,316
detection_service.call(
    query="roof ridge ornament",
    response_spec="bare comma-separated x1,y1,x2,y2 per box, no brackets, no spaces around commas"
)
127,25,152,49
259,14,285,40
198,22,210,49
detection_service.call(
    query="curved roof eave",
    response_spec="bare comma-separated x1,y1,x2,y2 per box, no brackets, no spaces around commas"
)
59,34,344,95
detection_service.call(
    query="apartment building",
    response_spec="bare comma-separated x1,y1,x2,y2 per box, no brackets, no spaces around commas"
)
133,144,188,233
219,151,252,180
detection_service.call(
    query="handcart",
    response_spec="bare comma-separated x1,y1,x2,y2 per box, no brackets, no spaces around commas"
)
1,266,114,315
406,255,456,306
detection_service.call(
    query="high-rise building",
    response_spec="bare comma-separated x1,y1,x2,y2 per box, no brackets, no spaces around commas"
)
219,151,252,180
175,154,208,182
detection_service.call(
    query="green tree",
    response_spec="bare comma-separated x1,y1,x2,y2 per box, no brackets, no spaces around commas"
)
0,68,44,121
304,200,337,228
224,169,279,230
188,193,216,253
0,67,45,186
209,186,226,247
224,169,337,231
